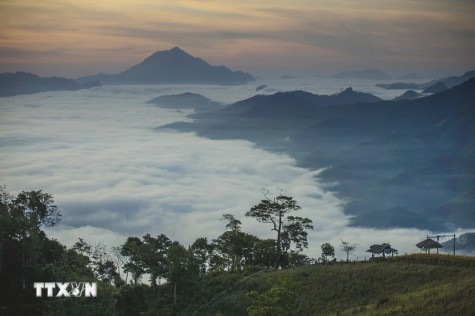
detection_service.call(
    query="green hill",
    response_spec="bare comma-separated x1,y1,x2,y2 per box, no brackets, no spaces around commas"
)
194,255,474,316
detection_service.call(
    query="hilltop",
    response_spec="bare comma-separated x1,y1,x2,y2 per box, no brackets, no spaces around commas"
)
78,47,254,85
0,71,100,97
194,256,474,316
376,70,475,90
148,92,223,112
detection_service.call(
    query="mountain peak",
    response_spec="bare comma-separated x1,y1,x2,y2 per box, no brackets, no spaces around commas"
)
78,47,254,85
169,46,185,53
147,47,192,61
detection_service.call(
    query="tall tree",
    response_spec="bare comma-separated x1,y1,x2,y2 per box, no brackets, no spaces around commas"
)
167,241,199,306
340,239,357,262
246,190,313,268
211,214,259,271
141,233,171,287
320,243,335,263
0,187,61,295
120,237,145,285
190,237,211,274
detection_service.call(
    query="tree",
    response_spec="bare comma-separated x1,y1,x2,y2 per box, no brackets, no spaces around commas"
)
167,241,199,306
0,187,62,298
340,239,357,262
221,213,242,231
190,237,211,274
12,189,61,228
320,242,335,263
120,237,145,285
246,190,313,268
252,239,276,268
141,233,171,287
211,214,259,271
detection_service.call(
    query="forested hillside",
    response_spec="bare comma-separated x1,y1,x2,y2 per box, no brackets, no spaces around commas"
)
1,186,473,315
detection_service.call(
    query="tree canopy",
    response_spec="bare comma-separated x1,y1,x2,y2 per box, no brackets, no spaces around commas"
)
246,190,313,268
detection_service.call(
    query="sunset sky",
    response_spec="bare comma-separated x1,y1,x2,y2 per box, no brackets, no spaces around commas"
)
0,0,474,78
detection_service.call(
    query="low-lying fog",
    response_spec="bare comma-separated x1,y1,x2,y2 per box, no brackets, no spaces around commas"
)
0,77,467,259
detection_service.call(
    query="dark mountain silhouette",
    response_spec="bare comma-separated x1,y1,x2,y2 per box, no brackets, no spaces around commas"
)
423,82,448,93
160,78,475,231
224,88,381,117
393,90,421,101
376,82,421,89
0,71,100,97
377,70,475,90
147,92,222,112
350,206,428,229
78,47,254,85
333,69,391,80
442,232,475,253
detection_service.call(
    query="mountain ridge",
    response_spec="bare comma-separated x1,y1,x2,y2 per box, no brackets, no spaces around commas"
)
0,71,100,97
78,47,254,85
161,77,475,231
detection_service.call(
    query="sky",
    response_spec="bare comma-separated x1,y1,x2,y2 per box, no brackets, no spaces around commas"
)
0,0,474,78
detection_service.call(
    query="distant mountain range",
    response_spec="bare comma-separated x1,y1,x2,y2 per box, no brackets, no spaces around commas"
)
376,70,475,90
393,90,421,101
0,71,100,97
160,77,475,231
333,69,391,80
78,47,255,85
442,232,475,253
223,88,381,117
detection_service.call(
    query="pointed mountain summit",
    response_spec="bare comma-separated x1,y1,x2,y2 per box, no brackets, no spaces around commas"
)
78,47,254,85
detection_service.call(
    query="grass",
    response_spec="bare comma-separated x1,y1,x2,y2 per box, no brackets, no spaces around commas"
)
195,255,475,316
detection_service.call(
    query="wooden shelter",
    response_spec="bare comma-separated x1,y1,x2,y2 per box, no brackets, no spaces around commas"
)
416,238,443,254
366,243,398,258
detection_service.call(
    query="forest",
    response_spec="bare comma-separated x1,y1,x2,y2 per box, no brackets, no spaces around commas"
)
0,186,316,315
1,186,473,316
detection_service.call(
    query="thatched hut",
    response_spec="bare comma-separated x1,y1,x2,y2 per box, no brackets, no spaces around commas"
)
366,243,398,258
416,238,443,254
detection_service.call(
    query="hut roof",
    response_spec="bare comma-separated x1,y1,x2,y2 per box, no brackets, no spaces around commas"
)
416,238,443,249
383,247,398,254
366,244,390,254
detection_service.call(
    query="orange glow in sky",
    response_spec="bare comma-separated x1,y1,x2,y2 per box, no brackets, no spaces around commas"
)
0,0,474,77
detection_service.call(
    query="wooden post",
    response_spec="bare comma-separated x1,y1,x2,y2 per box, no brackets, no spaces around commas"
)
436,236,439,254
453,234,456,256
174,283,177,305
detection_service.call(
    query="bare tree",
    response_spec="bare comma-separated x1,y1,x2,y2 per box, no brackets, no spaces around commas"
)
340,239,357,262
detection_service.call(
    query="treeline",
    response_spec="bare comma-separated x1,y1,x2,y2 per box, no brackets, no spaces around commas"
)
0,186,321,315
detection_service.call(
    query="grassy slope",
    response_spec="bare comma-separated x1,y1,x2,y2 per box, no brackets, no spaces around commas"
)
195,255,475,316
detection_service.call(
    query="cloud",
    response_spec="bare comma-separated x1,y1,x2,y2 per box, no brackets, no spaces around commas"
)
1,0,474,77
1,84,339,247
1,82,472,261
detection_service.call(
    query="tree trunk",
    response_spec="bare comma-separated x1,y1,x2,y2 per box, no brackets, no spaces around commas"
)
276,210,283,268
0,241,3,278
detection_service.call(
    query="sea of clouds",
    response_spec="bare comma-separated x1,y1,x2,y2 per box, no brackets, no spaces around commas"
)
0,77,468,260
